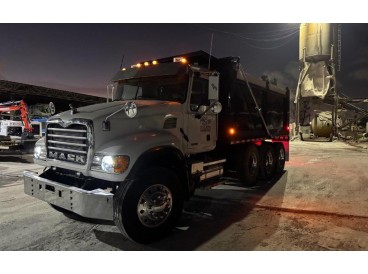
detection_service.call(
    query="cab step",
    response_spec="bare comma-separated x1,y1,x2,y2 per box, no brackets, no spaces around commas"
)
190,158,226,182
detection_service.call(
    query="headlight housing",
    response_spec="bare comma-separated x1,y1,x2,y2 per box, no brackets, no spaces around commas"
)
91,154,130,174
34,146,42,159
34,137,46,160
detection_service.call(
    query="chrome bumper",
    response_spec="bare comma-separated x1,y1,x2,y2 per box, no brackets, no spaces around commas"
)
23,171,113,221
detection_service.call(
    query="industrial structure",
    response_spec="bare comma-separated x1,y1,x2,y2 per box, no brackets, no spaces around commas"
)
0,80,105,112
294,23,368,141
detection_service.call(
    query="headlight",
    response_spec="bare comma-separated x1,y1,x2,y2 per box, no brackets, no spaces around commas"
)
34,138,46,160
91,154,130,174
34,146,42,159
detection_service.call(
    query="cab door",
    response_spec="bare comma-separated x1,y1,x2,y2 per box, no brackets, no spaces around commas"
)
186,74,218,154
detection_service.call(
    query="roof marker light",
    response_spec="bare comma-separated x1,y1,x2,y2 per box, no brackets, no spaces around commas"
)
173,57,188,64
144,62,149,66
131,63,142,68
152,60,158,65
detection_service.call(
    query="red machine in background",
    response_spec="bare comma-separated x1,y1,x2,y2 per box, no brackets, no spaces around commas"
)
0,100,35,153
0,100,33,134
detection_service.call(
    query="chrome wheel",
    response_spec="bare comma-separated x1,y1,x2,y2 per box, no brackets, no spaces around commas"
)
137,184,173,228
265,150,274,175
278,147,285,166
248,153,258,176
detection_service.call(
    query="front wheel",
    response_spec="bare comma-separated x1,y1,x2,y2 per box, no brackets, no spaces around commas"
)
113,167,184,244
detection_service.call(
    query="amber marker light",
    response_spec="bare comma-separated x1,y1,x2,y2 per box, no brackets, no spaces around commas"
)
152,60,158,65
113,156,130,174
228,127,236,136
181,58,188,64
144,61,149,66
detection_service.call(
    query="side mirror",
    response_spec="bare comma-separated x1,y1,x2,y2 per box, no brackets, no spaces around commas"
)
208,75,219,100
195,101,222,119
198,105,207,113
211,101,222,114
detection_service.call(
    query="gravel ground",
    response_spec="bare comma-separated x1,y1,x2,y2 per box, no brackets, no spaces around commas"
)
0,140,367,250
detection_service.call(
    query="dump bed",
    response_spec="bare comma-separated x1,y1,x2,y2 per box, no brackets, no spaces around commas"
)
153,50,290,144
213,56,289,144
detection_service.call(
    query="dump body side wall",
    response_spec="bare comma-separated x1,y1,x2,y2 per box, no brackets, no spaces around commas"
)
212,58,289,146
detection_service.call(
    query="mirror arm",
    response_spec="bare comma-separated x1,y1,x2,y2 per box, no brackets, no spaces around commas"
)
195,101,218,119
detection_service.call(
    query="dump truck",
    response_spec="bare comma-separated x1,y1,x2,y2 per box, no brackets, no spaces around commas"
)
24,51,290,243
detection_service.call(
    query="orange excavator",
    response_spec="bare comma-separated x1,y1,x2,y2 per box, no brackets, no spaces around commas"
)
0,100,33,134
0,100,35,153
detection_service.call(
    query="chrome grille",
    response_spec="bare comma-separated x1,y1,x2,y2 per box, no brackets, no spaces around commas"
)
46,123,89,164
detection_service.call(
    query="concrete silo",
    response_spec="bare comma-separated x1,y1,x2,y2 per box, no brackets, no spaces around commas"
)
295,23,339,141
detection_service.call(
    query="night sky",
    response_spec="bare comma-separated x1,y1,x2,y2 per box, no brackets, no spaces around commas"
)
0,23,367,98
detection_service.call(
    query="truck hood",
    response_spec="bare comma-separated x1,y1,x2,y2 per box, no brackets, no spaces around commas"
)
48,100,183,154
50,100,181,122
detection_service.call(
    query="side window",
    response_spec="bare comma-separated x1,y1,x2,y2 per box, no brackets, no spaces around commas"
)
190,77,209,112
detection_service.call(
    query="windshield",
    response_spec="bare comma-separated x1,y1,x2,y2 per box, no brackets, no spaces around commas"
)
114,74,188,103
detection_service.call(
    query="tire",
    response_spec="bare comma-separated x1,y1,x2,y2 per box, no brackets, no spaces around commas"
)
113,167,184,244
258,144,276,181
274,143,285,174
236,144,260,187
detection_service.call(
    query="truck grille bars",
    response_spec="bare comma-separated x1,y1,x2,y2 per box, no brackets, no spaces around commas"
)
46,123,89,165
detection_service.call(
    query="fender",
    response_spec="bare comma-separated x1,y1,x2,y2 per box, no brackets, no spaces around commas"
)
89,130,182,182
127,146,191,199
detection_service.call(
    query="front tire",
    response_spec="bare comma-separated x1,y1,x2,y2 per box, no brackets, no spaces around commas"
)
113,167,184,244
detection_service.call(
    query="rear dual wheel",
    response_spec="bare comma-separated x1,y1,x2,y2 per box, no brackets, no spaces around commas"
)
259,143,286,180
237,143,286,185
258,144,276,180
236,144,260,187
274,143,286,174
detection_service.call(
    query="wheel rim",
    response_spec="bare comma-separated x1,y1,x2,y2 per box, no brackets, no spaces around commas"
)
278,148,285,167
265,150,274,175
137,184,173,228
248,153,258,176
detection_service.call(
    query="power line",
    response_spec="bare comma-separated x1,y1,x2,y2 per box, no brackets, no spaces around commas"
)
196,24,299,42
238,33,299,50
195,24,299,50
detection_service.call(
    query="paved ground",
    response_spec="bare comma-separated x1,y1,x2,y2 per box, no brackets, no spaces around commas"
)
0,141,368,250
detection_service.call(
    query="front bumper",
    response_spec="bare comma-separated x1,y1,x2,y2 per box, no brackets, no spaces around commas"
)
23,171,114,221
